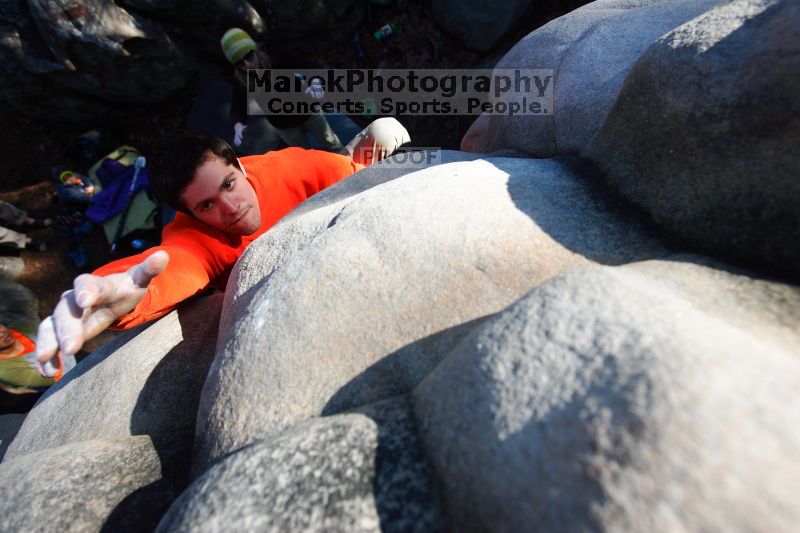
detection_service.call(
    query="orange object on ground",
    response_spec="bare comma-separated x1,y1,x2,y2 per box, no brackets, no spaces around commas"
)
0,329,35,360
94,148,363,329
2,329,68,382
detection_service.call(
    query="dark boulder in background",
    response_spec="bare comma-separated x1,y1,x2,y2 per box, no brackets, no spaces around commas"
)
431,0,535,52
118,0,266,53
0,0,365,122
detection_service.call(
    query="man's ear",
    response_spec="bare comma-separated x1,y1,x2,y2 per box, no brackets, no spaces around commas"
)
237,157,247,178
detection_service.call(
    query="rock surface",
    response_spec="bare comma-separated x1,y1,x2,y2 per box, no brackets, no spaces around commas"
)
431,0,533,52
118,0,266,48
0,414,25,461
461,0,723,156
194,152,671,472
282,150,488,221
159,397,443,532
0,436,174,532
0,0,369,121
412,259,800,531
4,293,222,461
0,0,193,122
27,0,194,101
586,0,800,277
0,1,120,123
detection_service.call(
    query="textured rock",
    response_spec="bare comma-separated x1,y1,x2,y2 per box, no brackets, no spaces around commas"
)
350,397,445,532
27,0,194,100
0,436,175,532
4,293,222,461
0,0,367,122
461,0,723,156
0,0,194,122
118,0,265,47
283,150,488,221
586,0,800,277
0,2,113,122
160,397,443,532
431,0,533,52
0,414,25,461
0,1,121,123
412,258,800,531
195,152,671,471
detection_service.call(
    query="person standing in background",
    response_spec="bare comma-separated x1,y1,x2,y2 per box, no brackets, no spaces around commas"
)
221,28,343,151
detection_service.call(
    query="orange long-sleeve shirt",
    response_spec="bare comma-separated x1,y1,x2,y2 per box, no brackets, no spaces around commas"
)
94,147,363,329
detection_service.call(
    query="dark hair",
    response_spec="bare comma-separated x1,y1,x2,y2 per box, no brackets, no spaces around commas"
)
149,130,242,213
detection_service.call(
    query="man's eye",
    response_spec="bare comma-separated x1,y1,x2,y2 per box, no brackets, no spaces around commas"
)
201,201,213,211
224,179,235,190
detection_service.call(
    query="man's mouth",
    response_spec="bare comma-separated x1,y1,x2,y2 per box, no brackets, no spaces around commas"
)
228,206,250,227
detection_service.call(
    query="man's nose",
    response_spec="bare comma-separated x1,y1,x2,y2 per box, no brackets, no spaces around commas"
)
220,197,239,215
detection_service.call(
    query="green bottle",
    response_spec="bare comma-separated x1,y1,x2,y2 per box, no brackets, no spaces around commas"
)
374,23,396,41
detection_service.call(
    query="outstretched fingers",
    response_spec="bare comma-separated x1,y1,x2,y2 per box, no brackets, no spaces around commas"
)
73,273,117,309
51,290,86,357
130,250,169,289
35,292,82,377
32,252,169,378
34,316,59,376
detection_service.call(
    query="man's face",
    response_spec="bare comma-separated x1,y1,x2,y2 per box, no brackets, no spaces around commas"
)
0,325,14,351
180,155,262,235
235,50,259,72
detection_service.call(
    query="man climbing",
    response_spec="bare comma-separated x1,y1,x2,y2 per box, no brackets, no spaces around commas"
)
34,118,410,377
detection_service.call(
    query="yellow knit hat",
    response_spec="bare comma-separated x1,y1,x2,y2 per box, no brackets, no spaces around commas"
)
59,170,77,184
220,28,258,64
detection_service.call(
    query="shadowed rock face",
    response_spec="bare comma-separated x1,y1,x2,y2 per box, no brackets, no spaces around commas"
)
0,0,195,122
0,414,25,461
585,0,800,277
3,0,799,530
0,437,172,533
431,0,535,52
117,0,266,44
0,0,363,122
158,397,444,532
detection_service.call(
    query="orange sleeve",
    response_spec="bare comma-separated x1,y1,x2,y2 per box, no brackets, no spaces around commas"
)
300,149,365,198
92,241,213,330
95,150,362,330
244,148,364,202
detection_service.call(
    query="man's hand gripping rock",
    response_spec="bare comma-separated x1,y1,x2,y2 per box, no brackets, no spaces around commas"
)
35,251,169,377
